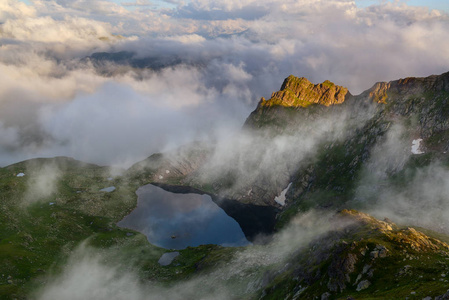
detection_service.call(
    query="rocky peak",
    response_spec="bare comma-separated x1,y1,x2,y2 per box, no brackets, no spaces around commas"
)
364,71,449,104
259,75,350,108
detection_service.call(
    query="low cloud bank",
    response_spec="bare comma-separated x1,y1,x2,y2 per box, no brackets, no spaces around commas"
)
1,0,449,168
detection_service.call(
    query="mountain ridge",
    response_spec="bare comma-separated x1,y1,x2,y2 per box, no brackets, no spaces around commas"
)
258,75,350,108
127,71,449,213
253,71,449,111
3,71,449,299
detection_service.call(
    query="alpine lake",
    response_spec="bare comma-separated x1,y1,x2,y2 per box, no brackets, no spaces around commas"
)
117,184,250,250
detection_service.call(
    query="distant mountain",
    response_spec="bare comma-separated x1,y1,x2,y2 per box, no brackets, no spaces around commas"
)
83,51,204,75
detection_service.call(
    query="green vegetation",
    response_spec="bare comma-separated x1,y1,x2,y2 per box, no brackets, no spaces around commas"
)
2,156,449,300
0,157,237,299
262,210,449,300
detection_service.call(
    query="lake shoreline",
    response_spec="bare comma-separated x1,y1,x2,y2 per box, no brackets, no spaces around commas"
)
151,183,279,242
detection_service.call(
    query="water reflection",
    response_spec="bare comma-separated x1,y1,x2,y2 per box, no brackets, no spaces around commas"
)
118,184,249,249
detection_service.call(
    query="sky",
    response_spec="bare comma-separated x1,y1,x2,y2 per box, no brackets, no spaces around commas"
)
356,0,449,12
2,0,449,167
15,0,449,13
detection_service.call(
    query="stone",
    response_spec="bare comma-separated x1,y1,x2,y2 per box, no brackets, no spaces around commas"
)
362,264,371,274
435,290,449,300
260,75,350,108
356,280,371,292
378,247,388,258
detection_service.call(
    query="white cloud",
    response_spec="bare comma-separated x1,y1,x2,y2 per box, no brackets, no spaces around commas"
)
121,0,154,7
33,0,130,16
0,15,114,45
162,34,206,43
0,0,36,22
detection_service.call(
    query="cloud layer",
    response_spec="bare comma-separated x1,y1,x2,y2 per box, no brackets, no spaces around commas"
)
1,0,449,167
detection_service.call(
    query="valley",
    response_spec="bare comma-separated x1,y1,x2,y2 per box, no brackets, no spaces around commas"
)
2,71,449,299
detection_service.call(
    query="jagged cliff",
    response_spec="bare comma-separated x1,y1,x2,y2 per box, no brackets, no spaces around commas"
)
247,71,449,133
259,75,350,108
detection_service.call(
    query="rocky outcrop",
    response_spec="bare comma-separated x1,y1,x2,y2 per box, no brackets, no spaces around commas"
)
259,75,350,108
356,280,371,292
366,82,390,103
390,227,449,252
260,210,449,299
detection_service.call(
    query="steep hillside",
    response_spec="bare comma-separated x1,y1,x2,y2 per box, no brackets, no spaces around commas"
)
130,71,449,230
273,72,449,228
261,210,449,300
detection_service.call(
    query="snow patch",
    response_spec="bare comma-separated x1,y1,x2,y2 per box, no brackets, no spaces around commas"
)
411,139,424,154
274,182,292,206
16,173,25,177
165,170,170,174
100,186,116,193
159,175,163,179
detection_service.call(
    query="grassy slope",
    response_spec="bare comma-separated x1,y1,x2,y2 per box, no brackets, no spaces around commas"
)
261,210,449,300
1,157,449,300
0,157,234,299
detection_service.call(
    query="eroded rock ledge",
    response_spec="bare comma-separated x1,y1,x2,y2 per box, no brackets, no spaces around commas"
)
259,75,350,108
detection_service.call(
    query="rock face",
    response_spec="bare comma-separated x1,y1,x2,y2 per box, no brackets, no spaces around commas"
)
131,71,449,234
366,74,449,104
356,280,371,292
260,210,449,299
242,71,449,226
259,75,350,108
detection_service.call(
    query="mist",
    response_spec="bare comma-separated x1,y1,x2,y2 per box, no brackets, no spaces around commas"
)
361,155,449,233
353,121,449,233
34,210,343,300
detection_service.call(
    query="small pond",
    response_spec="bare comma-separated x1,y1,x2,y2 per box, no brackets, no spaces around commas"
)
118,184,249,249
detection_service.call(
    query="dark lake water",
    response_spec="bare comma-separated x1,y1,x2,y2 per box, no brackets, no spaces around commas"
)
117,184,249,249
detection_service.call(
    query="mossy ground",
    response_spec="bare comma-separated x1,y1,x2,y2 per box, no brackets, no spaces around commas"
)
2,158,449,300
262,213,449,300
0,157,237,299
